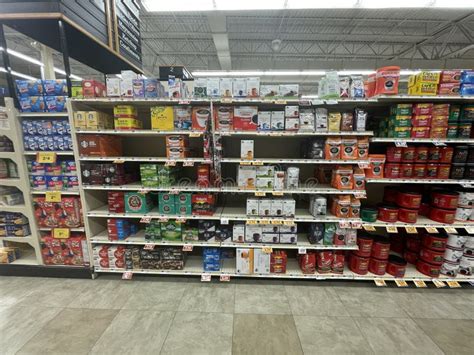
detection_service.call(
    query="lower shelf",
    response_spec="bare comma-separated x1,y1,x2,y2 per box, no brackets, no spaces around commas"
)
94,257,473,283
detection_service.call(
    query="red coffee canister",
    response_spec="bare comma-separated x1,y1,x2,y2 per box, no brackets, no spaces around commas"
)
419,248,445,265
384,163,401,178
349,253,369,275
421,233,448,251
398,208,418,223
439,147,454,163
404,250,418,264
386,146,402,163
415,146,429,162
402,147,416,162
378,205,399,222
416,259,441,277
369,257,388,275
400,163,414,178
355,235,373,257
386,255,407,277
432,191,459,209
397,191,422,209
426,163,438,178
428,147,441,162
437,164,451,179
429,207,455,224
406,235,421,252
371,237,391,260
413,164,426,178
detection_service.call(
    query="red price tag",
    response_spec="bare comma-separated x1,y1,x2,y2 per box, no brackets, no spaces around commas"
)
176,217,186,224
144,243,154,250
183,244,193,252
140,217,152,224
220,275,230,282
169,189,179,195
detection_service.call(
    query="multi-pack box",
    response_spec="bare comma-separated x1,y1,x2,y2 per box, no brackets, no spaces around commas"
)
219,78,233,97
258,199,272,216
258,111,272,130
236,248,254,274
192,107,210,131
192,194,215,215
161,221,182,241
260,85,279,98
232,224,245,243
246,197,259,216
124,192,153,214
78,134,122,156
253,249,270,274
174,106,192,130
106,77,121,97
270,111,285,130
246,77,260,97
237,165,257,189
151,106,174,130
245,225,262,243
234,106,258,130
233,78,247,97
194,78,207,98
240,140,254,160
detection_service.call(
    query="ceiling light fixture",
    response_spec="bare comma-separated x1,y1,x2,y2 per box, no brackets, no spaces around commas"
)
0,66,38,81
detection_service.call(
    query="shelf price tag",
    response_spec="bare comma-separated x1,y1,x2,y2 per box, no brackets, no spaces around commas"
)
112,159,125,164
259,219,270,225
176,217,186,224
386,226,398,233
182,244,193,252
274,99,287,105
311,99,325,106
272,191,284,196
405,226,418,234
283,220,295,226
394,140,408,148
395,279,408,287
465,226,474,234
363,225,376,232
255,191,266,197
165,160,177,166
178,100,191,105
298,247,307,254
143,243,155,251
221,98,232,103
183,161,195,167
432,140,446,147
36,152,57,164
351,221,362,229
271,219,283,225
201,273,211,282
246,219,258,225
357,162,369,169
240,161,252,165
413,279,427,288
252,161,264,166
325,99,338,105
425,227,439,234
461,183,474,188
137,189,149,194
45,191,62,203
140,216,152,224
262,246,273,254
432,280,446,288
374,279,387,287
220,274,231,282
220,218,229,225
52,228,70,239
169,189,180,194
299,100,311,106
444,227,457,234
159,217,169,223
339,221,351,228
354,191,367,199
189,132,201,137
447,280,461,288
122,271,133,280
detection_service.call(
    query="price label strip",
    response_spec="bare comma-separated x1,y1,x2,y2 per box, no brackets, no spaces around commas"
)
374,279,387,287
221,98,232,103
182,244,193,252
447,280,461,288
432,140,446,147
220,274,231,282
425,227,439,234
444,227,457,234
240,161,252,165
165,161,177,166
394,140,408,148
246,220,258,225
252,161,264,166
386,226,398,233
262,246,273,254
413,279,427,288
271,219,283,225
283,220,295,226
255,191,266,197
351,221,362,229
45,191,61,203
183,161,195,167
363,225,376,232
159,217,169,223
395,279,408,287
405,226,418,234
298,247,307,254
275,99,287,105
37,152,57,164
220,218,229,225
113,159,125,164
179,100,191,105
53,228,70,239
140,216,152,224
201,274,211,282
432,280,446,288
122,271,133,280
137,189,149,194
176,218,186,224
143,243,155,251
358,162,369,169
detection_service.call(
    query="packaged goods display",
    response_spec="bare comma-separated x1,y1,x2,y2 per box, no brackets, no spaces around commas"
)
33,196,83,228
28,159,78,191
22,119,72,152
41,233,88,266
15,79,67,112
0,247,21,264
0,212,30,238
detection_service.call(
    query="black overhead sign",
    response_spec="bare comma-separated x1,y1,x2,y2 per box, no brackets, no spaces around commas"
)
114,0,142,66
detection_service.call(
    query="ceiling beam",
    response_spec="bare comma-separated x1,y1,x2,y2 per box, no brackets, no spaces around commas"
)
207,13,231,70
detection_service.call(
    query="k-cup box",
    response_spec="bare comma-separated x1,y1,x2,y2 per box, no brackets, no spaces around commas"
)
232,223,245,243
233,78,247,97
271,111,285,130
285,106,299,118
258,199,272,217
240,139,254,160
219,78,233,98
258,111,272,130
246,197,259,216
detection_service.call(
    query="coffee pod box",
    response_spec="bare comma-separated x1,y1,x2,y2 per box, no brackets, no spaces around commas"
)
246,197,259,216
273,171,285,190
237,166,257,189
282,198,296,217
270,199,283,216
280,84,299,98
245,225,262,243
240,139,254,160
106,77,121,97
192,106,210,131
207,78,220,97
236,248,253,274
233,78,247,97
271,111,285,130
234,106,258,130
285,105,299,118
151,106,174,130
253,249,270,274
194,78,207,98
260,85,280,98
258,199,272,217
232,224,245,242
219,78,233,98
246,77,260,97
258,111,272,130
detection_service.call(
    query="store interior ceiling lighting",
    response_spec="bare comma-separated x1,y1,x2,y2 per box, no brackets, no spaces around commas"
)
0,46,83,81
0,67,37,81
143,0,474,12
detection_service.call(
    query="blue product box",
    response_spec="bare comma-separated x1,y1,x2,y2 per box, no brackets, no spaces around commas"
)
22,120,36,135
460,84,474,96
36,136,47,151
45,136,55,151
130,224,138,235
52,120,66,135
45,96,67,112
53,135,66,150
45,175,65,190
61,160,76,174
30,175,46,190
132,79,145,98
16,80,44,97
65,176,79,189
144,79,158,98
23,135,37,151
28,161,46,174
19,96,45,112
43,80,67,96
461,70,474,85
37,120,53,136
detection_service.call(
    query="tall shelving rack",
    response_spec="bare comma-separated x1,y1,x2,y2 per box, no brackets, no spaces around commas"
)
68,96,474,283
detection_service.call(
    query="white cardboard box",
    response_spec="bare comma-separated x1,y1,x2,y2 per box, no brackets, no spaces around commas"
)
240,139,254,160
261,233,279,244
233,78,247,97
246,77,260,97
219,78,233,97
246,198,259,216
253,249,270,274
245,225,262,243
271,111,285,130
258,199,272,217
237,166,257,189
282,198,296,217
236,248,253,274
232,224,245,243
270,199,283,216
258,111,272,130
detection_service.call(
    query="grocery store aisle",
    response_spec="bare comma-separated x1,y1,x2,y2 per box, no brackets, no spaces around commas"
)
0,275,472,355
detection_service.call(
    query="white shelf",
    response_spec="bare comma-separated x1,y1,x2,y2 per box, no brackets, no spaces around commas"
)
0,152,16,159
10,252,39,265
19,112,68,118
75,129,204,136
38,227,85,232
0,178,21,187
79,156,212,164
363,217,474,229
221,158,369,165
0,204,27,213
219,131,374,137
24,151,74,156
374,95,474,102
366,178,474,186
370,138,474,144
82,183,221,192
87,205,223,220
31,189,80,195
1,236,33,244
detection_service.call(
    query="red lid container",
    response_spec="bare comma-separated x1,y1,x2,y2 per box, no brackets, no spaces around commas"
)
397,191,422,209
349,253,369,275
426,164,438,178
421,233,448,251
404,250,418,264
413,164,426,178
437,164,451,179
386,146,403,163
416,259,441,277
419,248,445,265
398,208,418,224
371,238,391,260
387,255,407,278
414,146,429,162
378,205,399,222
428,147,441,162
431,191,459,210
401,147,416,162
400,164,414,178
406,235,421,252
439,147,454,163
355,235,373,258
384,163,401,179
369,257,388,275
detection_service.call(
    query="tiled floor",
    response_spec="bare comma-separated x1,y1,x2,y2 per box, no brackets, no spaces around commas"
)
0,275,473,354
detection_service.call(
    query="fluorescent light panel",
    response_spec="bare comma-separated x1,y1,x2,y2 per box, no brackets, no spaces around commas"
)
0,66,38,81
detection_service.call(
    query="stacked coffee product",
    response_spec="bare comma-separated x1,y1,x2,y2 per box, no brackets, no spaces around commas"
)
441,234,473,277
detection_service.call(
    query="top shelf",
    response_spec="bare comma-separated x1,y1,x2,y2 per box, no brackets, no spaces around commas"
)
19,112,69,118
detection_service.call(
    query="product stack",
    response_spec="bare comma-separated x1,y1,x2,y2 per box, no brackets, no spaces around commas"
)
408,70,474,96
28,160,78,191
236,248,288,275
0,247,21,264
33,196,83,228
0,158,18,179
0,212,30,238
41,233,88,266
73,111,113,130
16,79,68,112
298,251,346,274
22,119,72,152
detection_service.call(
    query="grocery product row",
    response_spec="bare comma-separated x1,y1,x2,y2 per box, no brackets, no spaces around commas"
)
16,79,68,113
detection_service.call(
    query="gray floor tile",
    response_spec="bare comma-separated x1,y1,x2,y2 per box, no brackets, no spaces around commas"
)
233,314,303,355
66,279,136,309
414,318,474,355
294,315,374,354
390,291,470,319
160,312,233,355
17,308,117,354
335,287,409,318
354,317,443,354
235,285,291,314
90,310,174,354
178,283,235,313
0,277,42,307
0,305,63,355
285,285,349,316
122,282,188,311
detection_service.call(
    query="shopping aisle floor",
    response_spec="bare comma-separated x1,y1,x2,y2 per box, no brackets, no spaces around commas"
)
0,275,472,355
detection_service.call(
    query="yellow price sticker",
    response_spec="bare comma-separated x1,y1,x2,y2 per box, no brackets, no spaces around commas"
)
272,191,284,196
252,161,264,166
283,220,295,226
189,132,201,137
53,228,70,239
36,152,57,164
447,280,461,288
246,219,258,225
386,226,398,233
45,191,61,203
444,227,457,234
413,279,427,288
259,219,270,225
113,159,125,164
425,227,439,234
432,280,446,288
395,279,408,287
221,98,233,103
262,246,273,254
255,191,266,197
405,226,418,234
271,219,283,225
240,161,252,165
274,99,287,105
363,225,376,232
374,279,387,287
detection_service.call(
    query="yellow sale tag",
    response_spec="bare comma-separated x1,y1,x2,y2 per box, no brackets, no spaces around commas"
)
262,246,273,254
252,161,264,166
444,227,457,234
283,220,295,226
259,219,270,225
36,152,57,164
405,226,418,234
386,226,398,233
246,220,258,225
271,219,283,225
255,191,266,197
53,228,70,239
447,281,461,288
425,227,439,234
45,191,61,203
414,279,427,288
395,279,408,287
374,279,387,287
363,225,376,232
275,99,287,105
433,280,446,288
240,161,252,165
113,159,125,164
189,132,201,137
272,191,284,196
